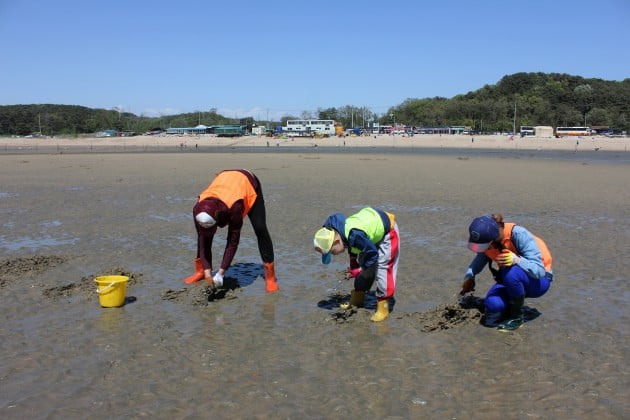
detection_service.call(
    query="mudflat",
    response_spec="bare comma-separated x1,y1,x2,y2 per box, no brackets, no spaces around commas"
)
0,147,628,418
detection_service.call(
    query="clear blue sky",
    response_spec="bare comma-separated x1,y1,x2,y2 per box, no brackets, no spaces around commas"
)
1,0,628,120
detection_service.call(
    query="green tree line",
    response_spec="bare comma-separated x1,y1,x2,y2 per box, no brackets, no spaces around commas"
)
0,105,249,136
2,73,628,136
381,73,630,132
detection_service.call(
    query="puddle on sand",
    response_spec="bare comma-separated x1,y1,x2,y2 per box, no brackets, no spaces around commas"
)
148,212,190,222
0,235,78,252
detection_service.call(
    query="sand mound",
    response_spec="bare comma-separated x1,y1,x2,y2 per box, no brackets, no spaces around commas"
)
398,303,482,331
161,276,241,305
0,255,73,287
43,266,143,300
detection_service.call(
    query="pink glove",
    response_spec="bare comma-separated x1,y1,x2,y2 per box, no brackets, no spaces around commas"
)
349,257,360,269
348,268,362,278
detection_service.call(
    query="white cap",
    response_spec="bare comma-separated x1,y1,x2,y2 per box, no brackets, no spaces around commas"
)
195,211,216,228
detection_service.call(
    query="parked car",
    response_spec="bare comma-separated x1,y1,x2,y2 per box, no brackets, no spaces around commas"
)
96,130,118,138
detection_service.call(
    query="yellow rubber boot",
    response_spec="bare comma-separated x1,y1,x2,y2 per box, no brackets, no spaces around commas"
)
340,290,365,310
263,262,279,293
183,258,204,284
371,299,389,322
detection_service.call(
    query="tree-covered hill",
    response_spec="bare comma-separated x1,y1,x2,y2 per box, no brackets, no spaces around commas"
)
385,72,630,131
1,72,628,136
0,105,246,136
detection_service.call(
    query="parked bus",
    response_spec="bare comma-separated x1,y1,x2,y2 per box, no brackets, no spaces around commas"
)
519,126,535,137
284,119,335,137
213,125,246,137
555,127,591,137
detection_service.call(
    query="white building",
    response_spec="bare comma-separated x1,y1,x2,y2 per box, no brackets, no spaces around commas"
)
534,126,554,137
283,119,335,136
251,126,266,136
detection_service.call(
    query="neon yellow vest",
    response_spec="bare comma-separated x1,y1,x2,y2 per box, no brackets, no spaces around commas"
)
344,208,385,254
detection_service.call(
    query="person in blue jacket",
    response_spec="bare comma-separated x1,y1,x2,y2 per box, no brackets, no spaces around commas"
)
313,207,400,322
461,214,554,331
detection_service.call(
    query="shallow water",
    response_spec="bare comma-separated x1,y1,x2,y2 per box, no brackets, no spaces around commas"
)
0,151,628,418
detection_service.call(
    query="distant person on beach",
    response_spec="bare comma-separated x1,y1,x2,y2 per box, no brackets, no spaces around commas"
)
461,214,553,331
183,169,279,293
313,207,400,322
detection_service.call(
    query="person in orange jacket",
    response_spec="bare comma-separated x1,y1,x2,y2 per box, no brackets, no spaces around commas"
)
183,169,279,293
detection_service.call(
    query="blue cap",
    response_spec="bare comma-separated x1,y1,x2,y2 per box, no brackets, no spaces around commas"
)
468,216,499,252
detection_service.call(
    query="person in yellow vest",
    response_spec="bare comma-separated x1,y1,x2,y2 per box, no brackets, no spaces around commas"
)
183,169,279,293
461,214,553,331
313,207,400,322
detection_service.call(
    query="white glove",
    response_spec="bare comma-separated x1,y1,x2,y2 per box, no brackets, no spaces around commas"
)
212,272,224,287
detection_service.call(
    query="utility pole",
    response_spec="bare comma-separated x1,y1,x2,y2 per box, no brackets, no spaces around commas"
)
513,102,517,135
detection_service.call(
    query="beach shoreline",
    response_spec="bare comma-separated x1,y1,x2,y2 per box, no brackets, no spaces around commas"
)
2,133,629,153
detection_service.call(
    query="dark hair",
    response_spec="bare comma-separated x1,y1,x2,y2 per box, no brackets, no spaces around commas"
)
491,213,505,227
490,213,505,250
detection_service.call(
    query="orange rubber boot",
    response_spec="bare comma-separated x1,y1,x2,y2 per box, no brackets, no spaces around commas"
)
183,258,204,284
263,262,279,293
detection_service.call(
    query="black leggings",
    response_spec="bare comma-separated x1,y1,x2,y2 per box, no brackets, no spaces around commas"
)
248,175,274,263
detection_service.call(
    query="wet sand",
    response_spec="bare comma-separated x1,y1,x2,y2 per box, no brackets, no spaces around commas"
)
0,147,628,418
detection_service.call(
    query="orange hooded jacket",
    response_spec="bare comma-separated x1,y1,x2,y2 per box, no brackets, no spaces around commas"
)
198,170,257,217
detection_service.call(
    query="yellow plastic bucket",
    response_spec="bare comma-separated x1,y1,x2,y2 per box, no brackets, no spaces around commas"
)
95,275,129,307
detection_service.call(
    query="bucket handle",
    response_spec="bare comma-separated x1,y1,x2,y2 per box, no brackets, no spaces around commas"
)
95,282,116,294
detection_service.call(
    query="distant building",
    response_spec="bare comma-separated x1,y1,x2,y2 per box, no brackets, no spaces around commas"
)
251,126,266,135
414,126,466,134
449,126,467,134
283,119,336,137
414,127,451,134
165,125,209,135
534,126,554,137
590,126,610,135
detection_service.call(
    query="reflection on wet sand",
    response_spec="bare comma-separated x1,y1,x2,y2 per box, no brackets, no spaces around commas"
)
0,150,628,418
